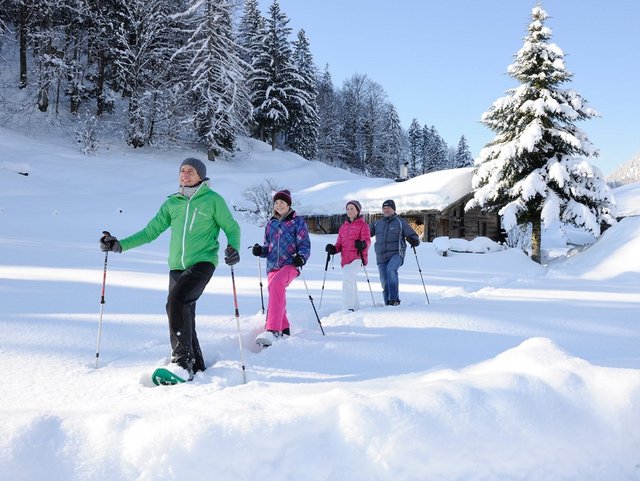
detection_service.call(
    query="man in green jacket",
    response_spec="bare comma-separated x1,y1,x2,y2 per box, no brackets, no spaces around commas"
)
100,158,241,379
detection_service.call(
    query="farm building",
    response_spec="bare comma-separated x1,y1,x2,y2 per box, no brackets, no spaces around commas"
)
295,168,504,242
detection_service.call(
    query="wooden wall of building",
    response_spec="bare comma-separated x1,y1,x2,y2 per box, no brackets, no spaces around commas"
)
304,194,504,243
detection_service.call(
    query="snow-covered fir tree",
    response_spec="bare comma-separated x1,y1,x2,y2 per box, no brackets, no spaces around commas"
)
113,0,175,147
173,0,251,160
407,119,422,177
339,73,367,170
454,135,474,168
28,0,64,113
339,74,390,175
421,125,447,173
361,79,387,176
60,0,92,115
285,28,319,160
87,0,121,116
316,65,343,165
467,5,616,263
379,104,405,178
237,0,263,138
237,0,263,67
249,0,301,150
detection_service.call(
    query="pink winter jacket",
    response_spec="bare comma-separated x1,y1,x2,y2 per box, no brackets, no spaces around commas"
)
334,216,371,267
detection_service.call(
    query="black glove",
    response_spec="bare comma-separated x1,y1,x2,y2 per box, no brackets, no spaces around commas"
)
252,243,263,256
325,243,336,255
293,254,306,267
407,237,420,248
224,246,240,266
354,240,366,253
99,232,122,253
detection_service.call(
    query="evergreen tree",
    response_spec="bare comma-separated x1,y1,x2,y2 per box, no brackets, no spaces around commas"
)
379,104,404,178
362,79,387,175
339,74,388,175
285,28,318,160
237,0,263,137
29,0,68,112
316,65,343,164
407,118,422,177
174,0,251,160
339,73,366,170
237,0,263,67
3,0,35,89
113,0,175,147
62,0,92,115
421,125,439,173
86,0,121,116
249,0,300,150
467,5,616,263
454,135,474,168
432,129,449,170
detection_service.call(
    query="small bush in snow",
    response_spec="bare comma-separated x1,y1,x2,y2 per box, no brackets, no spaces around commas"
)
239,177,282,226
75,110,99,155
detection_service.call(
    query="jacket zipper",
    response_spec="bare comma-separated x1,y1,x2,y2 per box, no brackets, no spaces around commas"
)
180,184,204,269
181,201,190,269
189,208,198,231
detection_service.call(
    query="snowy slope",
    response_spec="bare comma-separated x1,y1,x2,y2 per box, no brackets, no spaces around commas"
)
1,128,639,481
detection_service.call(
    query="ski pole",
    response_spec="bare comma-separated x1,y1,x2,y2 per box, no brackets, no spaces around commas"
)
257,256,265,315
298,268,325,335
95,231,110,369
248,246,265,315
412,245,430,304
318,252,331,310
230,265,247,384
359,251,377,307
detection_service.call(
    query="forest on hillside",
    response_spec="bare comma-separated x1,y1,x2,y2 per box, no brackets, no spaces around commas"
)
0,0,473,178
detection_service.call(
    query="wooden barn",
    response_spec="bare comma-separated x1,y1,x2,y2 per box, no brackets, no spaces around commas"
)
305,193,503,243
298,167,505,243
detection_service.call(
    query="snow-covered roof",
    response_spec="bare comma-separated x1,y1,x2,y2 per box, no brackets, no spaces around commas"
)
294,168,474,216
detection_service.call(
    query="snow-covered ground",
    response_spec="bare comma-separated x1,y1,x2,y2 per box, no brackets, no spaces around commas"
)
1,128,639,481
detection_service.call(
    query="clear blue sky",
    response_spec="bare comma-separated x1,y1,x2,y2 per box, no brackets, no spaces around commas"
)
258,0,640,175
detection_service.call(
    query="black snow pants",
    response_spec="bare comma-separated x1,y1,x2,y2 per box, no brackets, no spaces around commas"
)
167,261,215,373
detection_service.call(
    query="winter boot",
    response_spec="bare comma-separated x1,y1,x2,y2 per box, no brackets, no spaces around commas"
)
255,330,282,347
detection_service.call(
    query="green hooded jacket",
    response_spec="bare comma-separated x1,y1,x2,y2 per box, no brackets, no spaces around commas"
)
119,183,241,270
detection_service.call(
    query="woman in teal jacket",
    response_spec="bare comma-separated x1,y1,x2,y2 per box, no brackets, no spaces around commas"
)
100,158,241,379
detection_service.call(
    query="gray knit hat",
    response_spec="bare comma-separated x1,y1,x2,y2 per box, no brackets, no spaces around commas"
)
180,157,207,180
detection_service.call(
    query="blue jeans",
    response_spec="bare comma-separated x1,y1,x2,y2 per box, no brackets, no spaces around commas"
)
377,254,403,305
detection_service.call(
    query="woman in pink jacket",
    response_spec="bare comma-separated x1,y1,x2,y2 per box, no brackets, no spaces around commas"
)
325,200,371,311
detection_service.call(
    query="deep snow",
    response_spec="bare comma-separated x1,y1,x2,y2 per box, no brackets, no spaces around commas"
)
1,128,639,481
